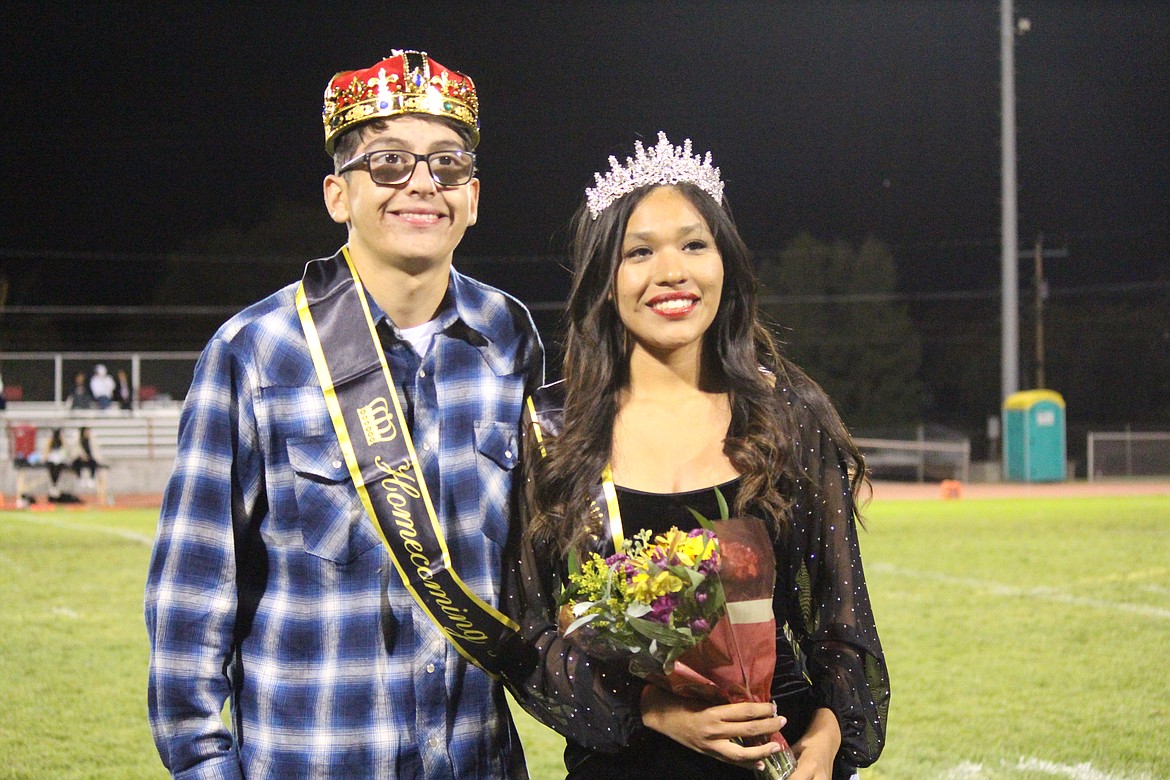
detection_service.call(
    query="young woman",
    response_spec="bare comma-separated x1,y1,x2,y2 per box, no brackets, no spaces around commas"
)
505,135,889,780
44,427,70,501
73,427,101,486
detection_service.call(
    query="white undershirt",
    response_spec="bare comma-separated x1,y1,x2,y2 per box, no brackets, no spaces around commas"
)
398,318,441,357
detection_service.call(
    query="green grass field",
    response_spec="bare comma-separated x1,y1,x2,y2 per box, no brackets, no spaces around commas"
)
1,495,1167,779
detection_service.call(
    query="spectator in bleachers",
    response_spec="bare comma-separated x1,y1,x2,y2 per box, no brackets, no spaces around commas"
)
44,428,81,503
89,364,116,409
73,427,102,488
68,371,93,409
115,369,134,410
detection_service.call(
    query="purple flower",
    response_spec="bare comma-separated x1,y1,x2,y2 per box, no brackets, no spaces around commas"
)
689,618,710,634
695,590,708,604
605,553,628,566
648,594,679,624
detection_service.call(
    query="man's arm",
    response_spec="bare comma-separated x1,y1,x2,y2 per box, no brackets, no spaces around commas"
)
144,336,255,780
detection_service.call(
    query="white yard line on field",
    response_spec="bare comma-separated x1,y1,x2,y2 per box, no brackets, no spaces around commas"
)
1066,567,1170,587
0,511,154,546
942,758,1158,780
1011,757,1158,780
870,563,1170,621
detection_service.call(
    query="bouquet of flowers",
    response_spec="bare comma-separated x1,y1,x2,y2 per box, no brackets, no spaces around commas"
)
558,502,797,779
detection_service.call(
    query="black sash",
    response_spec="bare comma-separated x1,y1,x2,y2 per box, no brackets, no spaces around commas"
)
296,247,519,677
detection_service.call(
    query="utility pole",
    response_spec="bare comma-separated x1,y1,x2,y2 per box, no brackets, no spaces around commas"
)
1034,233,1045,388
1019,234,1069,389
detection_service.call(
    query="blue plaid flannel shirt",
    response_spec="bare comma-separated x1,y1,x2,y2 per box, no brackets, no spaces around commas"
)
145,255,543,779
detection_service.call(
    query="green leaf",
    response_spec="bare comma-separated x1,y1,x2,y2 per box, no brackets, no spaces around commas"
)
665,643,693,666
556,584,574,606
567,547,581,575
705,585,726,616
564,612,599,636
714,486,730,521
628,616,694,646
664,564,704,588
686,506,716,532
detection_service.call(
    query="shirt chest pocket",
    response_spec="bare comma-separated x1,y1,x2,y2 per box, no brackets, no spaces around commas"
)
473,421,519,548
287,435,380,564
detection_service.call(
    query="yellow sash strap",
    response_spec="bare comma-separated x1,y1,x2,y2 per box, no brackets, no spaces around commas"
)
524,389,625,552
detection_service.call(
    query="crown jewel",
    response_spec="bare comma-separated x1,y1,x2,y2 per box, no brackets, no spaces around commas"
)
585,132,724,219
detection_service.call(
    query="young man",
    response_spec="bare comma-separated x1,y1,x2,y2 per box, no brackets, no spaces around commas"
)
145,50,543,779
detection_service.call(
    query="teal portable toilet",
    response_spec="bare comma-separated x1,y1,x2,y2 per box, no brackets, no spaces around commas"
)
1002,390,1067,481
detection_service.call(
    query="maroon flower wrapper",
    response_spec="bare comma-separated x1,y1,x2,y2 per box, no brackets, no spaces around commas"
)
649,517,797,779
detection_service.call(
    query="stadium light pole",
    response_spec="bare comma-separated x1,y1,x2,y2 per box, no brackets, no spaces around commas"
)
1000,0,1020,401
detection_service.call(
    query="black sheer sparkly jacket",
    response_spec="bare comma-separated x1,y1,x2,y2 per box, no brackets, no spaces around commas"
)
499,378,890,771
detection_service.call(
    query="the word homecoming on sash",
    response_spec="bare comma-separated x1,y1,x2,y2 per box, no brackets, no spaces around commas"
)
373,455,490,645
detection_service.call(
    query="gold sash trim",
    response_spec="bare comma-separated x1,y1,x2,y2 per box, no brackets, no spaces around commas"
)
297,247,518,678
598,464,625,552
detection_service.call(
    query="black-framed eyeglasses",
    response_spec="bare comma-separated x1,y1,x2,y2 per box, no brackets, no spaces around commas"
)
338,149,477,187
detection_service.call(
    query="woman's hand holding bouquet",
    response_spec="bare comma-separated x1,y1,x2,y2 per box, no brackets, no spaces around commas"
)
558,502,797,779
638,685,788,773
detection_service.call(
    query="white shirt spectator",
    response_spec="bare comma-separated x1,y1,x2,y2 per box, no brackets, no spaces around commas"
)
90,364,116,409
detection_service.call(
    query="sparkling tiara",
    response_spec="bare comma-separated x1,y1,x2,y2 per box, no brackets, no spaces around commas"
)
585,132,724,219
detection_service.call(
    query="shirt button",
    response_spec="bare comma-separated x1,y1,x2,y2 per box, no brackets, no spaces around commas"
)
504,450,513,459
425,663,436,674
418,369,426,378
422,442,431,451
332,460,342,469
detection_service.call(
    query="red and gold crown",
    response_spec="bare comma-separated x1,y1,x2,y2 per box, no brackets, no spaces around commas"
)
322,49,479,154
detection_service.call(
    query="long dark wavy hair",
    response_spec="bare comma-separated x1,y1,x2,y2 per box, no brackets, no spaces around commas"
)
529,182,866,555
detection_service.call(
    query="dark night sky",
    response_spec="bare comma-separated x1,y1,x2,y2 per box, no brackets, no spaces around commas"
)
1,0,1167,303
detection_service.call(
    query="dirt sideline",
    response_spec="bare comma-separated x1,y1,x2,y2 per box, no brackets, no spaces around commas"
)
868,479,1170,502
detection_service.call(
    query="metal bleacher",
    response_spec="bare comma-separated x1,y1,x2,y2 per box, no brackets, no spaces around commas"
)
2,405,180,503
2,406,179,460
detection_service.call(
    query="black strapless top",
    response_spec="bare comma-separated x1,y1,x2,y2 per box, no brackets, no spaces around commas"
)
612,478,741,537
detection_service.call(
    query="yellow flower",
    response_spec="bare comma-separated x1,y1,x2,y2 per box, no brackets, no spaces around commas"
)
568,555,615,600
652,528,714,567
629,569,686,603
